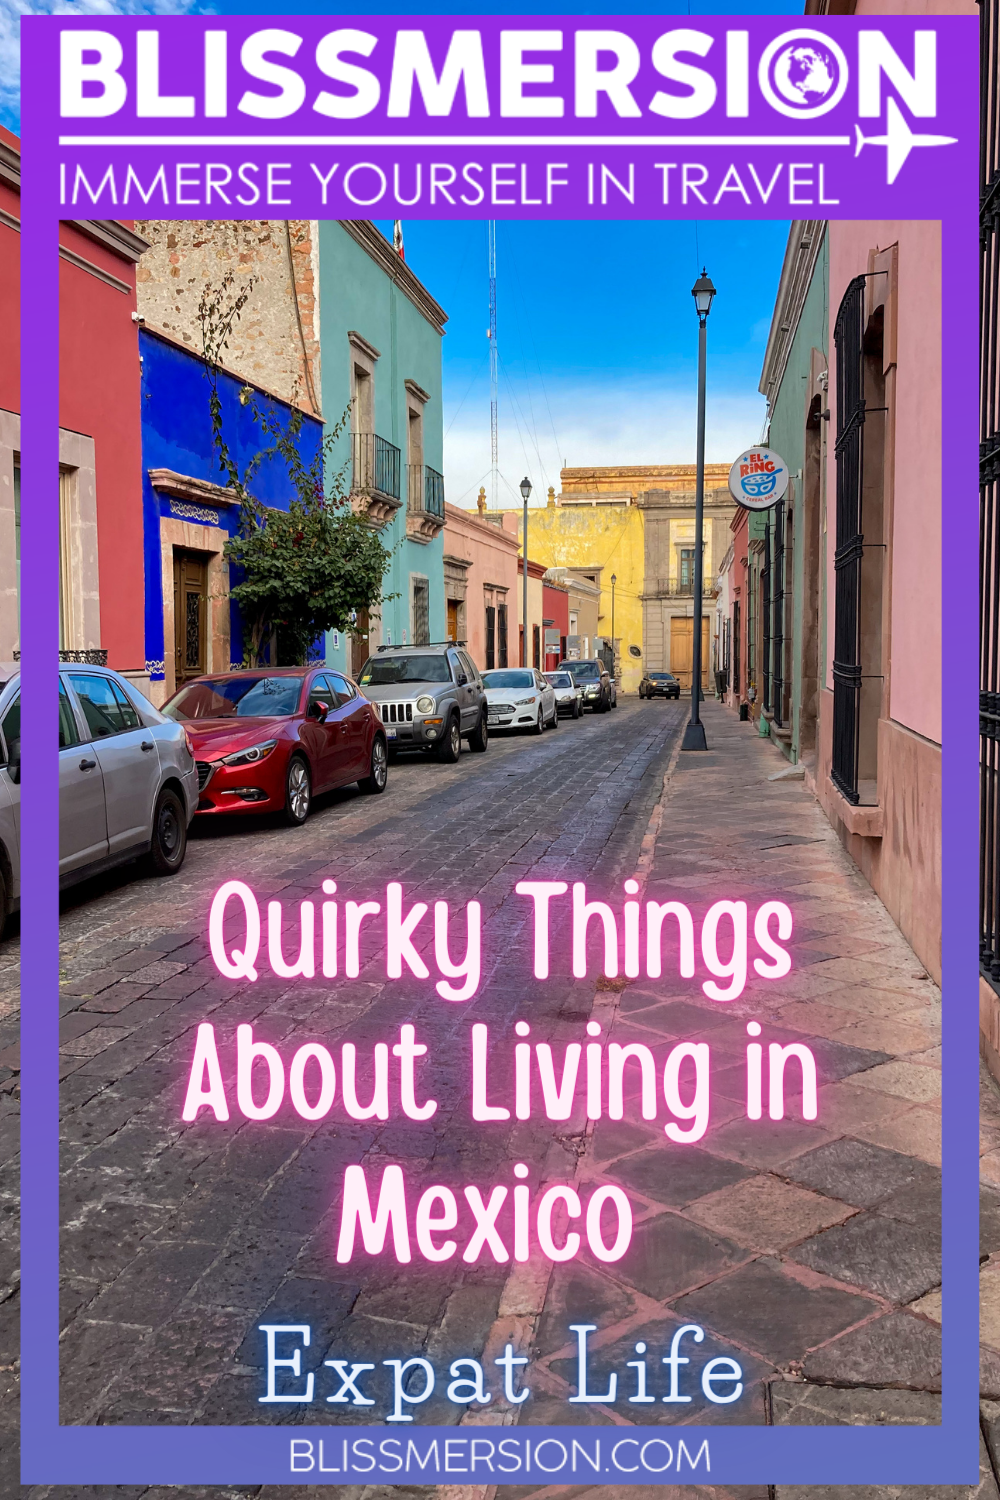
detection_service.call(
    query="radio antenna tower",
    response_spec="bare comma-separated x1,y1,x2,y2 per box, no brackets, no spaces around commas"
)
488,221,498,509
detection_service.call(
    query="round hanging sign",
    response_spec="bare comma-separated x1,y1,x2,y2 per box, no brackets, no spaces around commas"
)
728,447,789,510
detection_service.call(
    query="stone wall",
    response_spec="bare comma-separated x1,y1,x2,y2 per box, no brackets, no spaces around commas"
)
133,220,321,414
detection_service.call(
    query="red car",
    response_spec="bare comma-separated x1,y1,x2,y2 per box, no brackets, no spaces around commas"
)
161,667,388,824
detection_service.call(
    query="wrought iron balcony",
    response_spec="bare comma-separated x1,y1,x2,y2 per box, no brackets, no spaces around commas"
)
406,463,446,543
408,464,445,519
351,432,401,526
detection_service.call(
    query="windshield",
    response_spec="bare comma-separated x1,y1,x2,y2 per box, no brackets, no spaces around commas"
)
359,655,451,686
563,662,600,681
545,673,573,688
649,673,675,681
482,670,534,690
164,675,305,720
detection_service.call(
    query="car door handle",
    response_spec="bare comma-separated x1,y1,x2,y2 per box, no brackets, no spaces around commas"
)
79,757,97,771
140,740,155,752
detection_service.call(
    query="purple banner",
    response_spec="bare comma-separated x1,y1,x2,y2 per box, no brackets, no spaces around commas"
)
34,16,975,217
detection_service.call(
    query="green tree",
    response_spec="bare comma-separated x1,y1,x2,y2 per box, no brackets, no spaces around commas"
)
198,272,394,668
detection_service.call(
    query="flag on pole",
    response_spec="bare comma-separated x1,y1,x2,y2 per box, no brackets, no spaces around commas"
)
393,221,405,260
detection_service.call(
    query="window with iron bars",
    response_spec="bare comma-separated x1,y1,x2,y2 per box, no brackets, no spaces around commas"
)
831,275,866,804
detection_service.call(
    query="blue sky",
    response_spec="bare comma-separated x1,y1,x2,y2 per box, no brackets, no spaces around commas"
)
372,217,789,507
3,0,796,502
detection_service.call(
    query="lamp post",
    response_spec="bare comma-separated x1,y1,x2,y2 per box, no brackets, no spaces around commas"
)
682,268,716,752
520,476,532,666
610,572,617,680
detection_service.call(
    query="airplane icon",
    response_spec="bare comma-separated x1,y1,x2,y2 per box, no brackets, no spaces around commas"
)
854,96,958,185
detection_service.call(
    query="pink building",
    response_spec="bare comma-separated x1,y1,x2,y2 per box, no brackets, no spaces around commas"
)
814,221,941,979
442,502,519,671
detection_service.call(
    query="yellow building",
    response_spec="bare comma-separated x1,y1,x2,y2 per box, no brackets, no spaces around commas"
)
475,464,733,695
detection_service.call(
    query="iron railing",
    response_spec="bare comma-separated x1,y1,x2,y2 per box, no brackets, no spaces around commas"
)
981,0,1000,977
831,274,867,805
352,432,400,501
407,463,445,518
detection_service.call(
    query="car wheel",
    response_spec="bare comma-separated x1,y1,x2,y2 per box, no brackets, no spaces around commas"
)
0,866,6,943
284,755,312,825
549,703,559,729
435,713,462,763
147,787,187,875
533,706,545,735
574,700,581,718
468,710,489,753
359,734,388,794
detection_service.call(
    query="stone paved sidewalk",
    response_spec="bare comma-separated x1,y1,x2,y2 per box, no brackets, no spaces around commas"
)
484,702,987,1500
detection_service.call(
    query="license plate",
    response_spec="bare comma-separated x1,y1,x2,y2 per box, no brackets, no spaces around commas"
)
386,727,397,739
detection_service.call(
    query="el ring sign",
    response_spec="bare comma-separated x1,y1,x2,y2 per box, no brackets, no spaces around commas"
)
729,447,789,510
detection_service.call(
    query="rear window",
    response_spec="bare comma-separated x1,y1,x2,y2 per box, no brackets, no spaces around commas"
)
164,676,305,720
545,673,573,688
359,655,451,686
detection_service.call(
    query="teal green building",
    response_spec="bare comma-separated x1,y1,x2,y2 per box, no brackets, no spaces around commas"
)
318,222,448,675
755,223,829,765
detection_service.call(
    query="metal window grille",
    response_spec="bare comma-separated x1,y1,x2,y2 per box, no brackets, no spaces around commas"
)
352,432,401,500
981,0,1000,978
412,579,430,645
533,624,541,669
498,603,508,667
732,600,741,695
772,498,787,728
831,274,867,804
485,605,496,670
746,568,756,701
761,525,772,714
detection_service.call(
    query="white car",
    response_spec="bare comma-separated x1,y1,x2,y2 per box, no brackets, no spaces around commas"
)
481,669,558,734
0,664,199,939
544,670,584,719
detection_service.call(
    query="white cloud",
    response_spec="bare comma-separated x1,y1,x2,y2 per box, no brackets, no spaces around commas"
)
0,0,203,130
443,379,767,510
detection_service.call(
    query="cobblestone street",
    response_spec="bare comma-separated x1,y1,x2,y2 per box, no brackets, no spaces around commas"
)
0,699,983,1499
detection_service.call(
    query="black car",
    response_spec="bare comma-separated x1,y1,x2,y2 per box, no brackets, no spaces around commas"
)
639,671,681,700
557,659,613,712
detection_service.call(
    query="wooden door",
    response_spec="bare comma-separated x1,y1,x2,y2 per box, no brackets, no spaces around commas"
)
172,551,208,685
447,600,459,642
669,618,710,691
351,608,370,677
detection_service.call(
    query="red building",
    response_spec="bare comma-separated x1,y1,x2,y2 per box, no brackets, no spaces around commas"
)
542,576,569,670
0,130,149,687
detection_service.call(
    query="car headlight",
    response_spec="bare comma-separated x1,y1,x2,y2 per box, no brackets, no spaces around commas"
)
416,695,436,714
586,685,599,694
515,696,535,706
221,738,277,767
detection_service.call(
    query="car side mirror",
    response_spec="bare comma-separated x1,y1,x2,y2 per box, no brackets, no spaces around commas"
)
456,673,468,686
6,740,19,785
308,700,330,722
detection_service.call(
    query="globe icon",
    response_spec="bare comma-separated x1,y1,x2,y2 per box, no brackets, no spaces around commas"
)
772,44,838,107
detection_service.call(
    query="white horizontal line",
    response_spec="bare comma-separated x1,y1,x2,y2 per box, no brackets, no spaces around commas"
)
58,134,854,149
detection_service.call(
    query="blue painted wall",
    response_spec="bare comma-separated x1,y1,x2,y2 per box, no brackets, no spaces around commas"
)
317,223,446,671
139,328,323,681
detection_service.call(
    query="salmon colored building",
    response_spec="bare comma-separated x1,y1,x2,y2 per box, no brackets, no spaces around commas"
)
0,131,150,686
441,500,520,671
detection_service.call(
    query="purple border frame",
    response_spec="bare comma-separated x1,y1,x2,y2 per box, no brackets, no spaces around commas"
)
19,12,980,1485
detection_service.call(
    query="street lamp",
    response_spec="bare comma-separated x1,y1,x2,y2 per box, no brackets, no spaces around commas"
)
520,476,532,667
610,572,617,680
682,268,716,752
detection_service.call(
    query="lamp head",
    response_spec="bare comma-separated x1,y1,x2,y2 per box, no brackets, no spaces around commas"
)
611,573,617,586
519,476,532,502
692,269,716,321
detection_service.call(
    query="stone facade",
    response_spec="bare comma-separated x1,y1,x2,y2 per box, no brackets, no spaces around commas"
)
134,220,321,415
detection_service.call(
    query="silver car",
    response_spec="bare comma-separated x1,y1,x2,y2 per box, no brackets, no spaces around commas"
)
0,665,199,938
357,643,490,763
